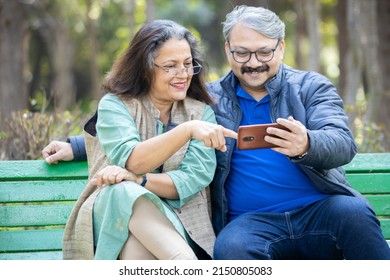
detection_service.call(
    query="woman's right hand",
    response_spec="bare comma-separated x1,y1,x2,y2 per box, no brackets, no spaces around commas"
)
91,165,140,187
185,120,237,152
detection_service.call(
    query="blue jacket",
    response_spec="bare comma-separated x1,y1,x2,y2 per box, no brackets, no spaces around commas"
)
71,64,361,236
207,64,360,235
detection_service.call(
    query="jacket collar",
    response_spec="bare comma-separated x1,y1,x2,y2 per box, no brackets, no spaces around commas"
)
265,63,284,98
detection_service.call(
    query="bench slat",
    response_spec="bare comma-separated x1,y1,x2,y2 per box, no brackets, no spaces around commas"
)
0,204,74,227
365,195,390,216
0,180,86,203
0,154,389,259
0,160,88,180
0,251,62,260
0,229,64,252
343,153,390,173
346,173,390,194
380,219,390,239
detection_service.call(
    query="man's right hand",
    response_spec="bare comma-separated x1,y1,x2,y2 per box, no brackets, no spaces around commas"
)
42,141,74,164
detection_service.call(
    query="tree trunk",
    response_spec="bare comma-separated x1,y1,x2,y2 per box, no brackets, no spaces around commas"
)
86,0,101,101
343,0,386,149
377,0,390,150
145,0,155,22
362,0,383,125
336,0,348,101
305,0,321,72
31,0,76,112
343,0,364,132
125,0,136,39
47,26,76,111
294,0,306,70
0,0,28,128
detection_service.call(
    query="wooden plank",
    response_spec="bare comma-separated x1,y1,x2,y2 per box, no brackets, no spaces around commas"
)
0,251,62,260
0,179,86,203
343,153,390,173
380,219,390,239
0,229,64,252
346,173,390,194
0,155,388,259
0,160,88,181
0,203,74,227
365,195,390,216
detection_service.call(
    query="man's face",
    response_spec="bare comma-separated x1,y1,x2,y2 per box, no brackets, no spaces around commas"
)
225,22,285,97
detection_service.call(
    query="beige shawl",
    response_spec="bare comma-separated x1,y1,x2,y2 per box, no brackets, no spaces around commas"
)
62,95,216,259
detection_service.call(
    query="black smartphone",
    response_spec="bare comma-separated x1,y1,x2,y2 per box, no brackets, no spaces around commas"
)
237,123,290,150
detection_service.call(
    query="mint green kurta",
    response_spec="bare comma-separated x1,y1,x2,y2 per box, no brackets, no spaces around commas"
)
92,94,216,259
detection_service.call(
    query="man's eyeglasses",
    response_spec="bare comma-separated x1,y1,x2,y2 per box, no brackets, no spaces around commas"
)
154,61,202,77
228,39,280,63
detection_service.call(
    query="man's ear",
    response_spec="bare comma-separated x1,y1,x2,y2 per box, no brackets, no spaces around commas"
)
279,39,285,59
224,42,230,58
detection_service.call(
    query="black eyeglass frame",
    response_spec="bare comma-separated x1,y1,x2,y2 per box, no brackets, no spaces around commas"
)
228,39,281,63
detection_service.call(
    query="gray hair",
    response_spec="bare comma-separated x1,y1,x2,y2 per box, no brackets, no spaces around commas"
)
144,20,203,70
222,5,285,42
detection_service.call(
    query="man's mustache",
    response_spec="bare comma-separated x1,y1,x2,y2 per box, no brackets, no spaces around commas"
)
241,64,269,74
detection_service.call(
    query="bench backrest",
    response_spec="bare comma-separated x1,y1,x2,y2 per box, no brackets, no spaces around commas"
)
0,160,88,260
343,153,390,243
0,153,389,259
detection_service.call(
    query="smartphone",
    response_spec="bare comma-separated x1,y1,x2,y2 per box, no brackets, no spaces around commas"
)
237,123,290,150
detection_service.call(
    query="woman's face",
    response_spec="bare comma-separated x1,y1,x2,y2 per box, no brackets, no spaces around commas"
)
149,38,194,104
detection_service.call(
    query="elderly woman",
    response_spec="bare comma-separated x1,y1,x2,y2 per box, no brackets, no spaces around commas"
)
62,19,236,260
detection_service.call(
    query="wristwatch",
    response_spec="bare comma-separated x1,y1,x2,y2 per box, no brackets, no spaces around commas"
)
140,175,147,187
296,151,308,159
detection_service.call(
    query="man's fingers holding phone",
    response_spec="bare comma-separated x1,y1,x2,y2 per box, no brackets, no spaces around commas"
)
268,117,309,157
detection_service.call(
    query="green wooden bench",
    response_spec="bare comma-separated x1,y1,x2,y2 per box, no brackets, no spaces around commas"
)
0,161,88,260
0,153,389,260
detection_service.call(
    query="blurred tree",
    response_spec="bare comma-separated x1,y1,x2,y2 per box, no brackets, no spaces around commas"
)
291,0,321,72
305,0,321,72
29,0,77,111
1,0,388,151
146,0,155,21
377,0,390,150
342,0,383,134
0,0,29,130
294,0,306,69
336,0,348,99
86,0,100,101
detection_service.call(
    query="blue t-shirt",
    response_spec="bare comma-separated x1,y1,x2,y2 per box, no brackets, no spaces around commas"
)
225,85,329,221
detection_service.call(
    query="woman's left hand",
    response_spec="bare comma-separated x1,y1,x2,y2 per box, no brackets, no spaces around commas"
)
91,165,139,187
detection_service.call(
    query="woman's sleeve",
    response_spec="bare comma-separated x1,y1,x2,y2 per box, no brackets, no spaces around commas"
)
96,94,140,168
166,105,217,208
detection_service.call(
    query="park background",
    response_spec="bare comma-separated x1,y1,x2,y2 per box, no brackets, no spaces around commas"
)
0,0,389,160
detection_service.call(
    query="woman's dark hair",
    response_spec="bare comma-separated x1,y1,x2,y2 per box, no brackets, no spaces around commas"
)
101,19,212,104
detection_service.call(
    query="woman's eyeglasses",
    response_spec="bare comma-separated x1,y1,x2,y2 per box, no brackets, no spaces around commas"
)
154,61,202,77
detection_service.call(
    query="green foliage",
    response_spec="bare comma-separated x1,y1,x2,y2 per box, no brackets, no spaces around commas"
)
345,102,387,153
0,109,89,160
357,122,387,153
17,0,387,156
155,0,214,26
